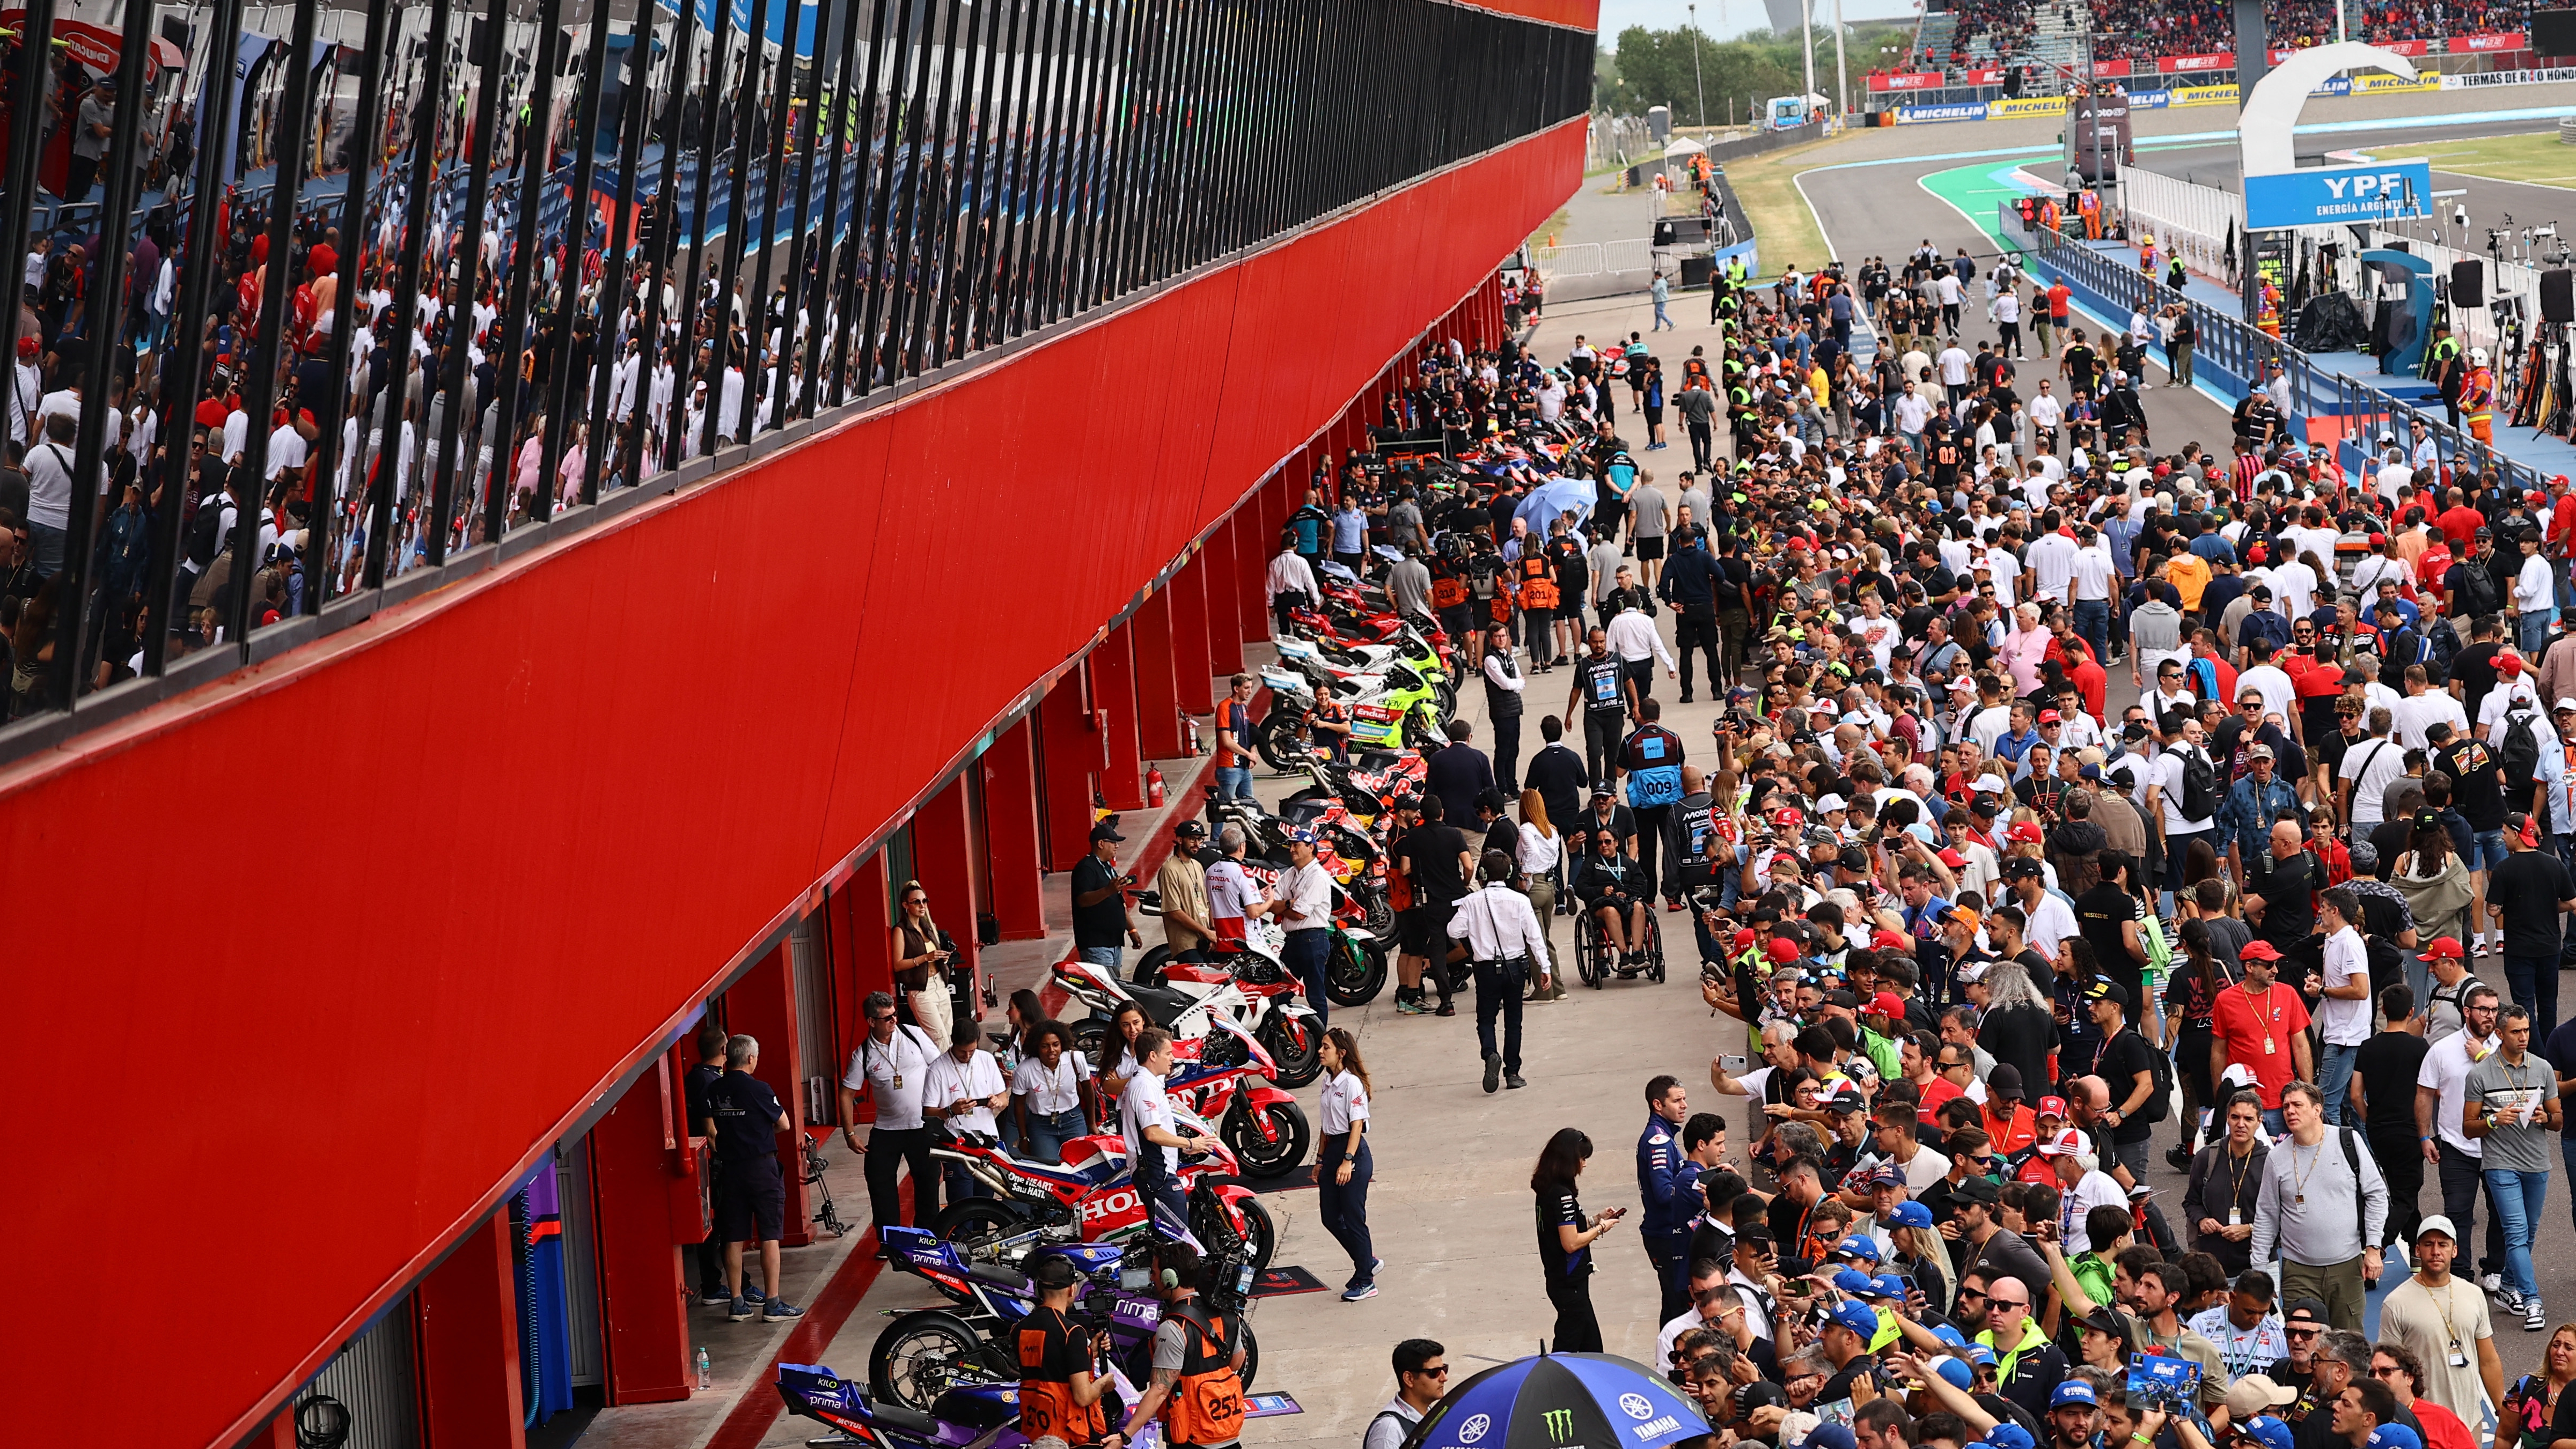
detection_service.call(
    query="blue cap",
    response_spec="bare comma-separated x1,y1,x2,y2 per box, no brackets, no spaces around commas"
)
1888,1200,1936,1229
1934,1357,1975,1389
2051,1380,2098,1409
1931,1322,1970,1350
2366,1430,2424,1449
1808,1428,1860,1449
1832,1268,1880,1296
1872,1273,1911,1299
2239,1420,2295,1449
1825,1300,1880,1337
1965,1343,1999,1367
1987,1426,2037,1449
1832,1234,1883,1262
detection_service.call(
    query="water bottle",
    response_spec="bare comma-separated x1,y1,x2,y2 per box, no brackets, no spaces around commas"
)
696,1347,713,1391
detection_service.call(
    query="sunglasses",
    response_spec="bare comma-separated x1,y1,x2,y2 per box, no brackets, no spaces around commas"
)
1412,1365,1451,1379
869,1012,897,1024
2287,1327,2322,1339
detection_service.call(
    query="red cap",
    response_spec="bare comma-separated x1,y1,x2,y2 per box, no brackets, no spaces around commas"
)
2368,532,2387,546
1937,847,1969,868
1773,807,1805,829
1786,537,1812,553
1871,929,1910,952
2008,821,2044,843
2037,1095,2069,1119
2037,708,2061,724
13,336,31,358
2531,490,2550,506
2420,936,2464,961
1732,926,1758,949
309,242,337,274
2247,543,2267,563
1765,937,1802,965
1868,990,1905,1018
2239,940,2284,961
2502,654,2527,676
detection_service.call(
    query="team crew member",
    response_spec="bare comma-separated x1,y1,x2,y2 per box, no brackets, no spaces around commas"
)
839,990,945,1250
1018,1253,1114,1445
699,1033,806,1322
1120,1028,1217,1233
1451,847,1554,1092
1109,1241,1250,1449
1363,1341,1450,1449
1010,1020,1098,1165
923,1019,1010,1204
1533,1127,1621,1352
684,1019,732,1306
1278,828,1339,1028
1639,1073,1700,1322
1317,1028,1380,1301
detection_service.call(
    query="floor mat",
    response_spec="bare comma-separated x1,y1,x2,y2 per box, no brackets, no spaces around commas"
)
1251,1265,1333,1297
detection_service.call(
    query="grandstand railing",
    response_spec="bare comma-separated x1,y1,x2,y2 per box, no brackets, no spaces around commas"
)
2009,205,2555,498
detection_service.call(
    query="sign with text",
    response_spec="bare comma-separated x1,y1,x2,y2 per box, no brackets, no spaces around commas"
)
2243,159,2433,227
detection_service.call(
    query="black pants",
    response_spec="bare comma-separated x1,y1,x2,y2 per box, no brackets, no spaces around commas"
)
1475,957,1529,1073
1621,658,1656,704
1492,711,1523,793
1583,710,1623,790
62,152,96,205
1999,320,2021,355
1547,1271,1604,1352
864,1125,940,1241
1635,803,1672,901
1687,420,1713,471
2370,1124,2425,1249
1676,608,1721,698
1134,1141,1186,1237
2438,1139,2506,1276
1645,1231,1692,1325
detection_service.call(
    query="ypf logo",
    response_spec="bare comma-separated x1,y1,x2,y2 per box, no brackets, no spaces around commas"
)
1544,1409,1579,1441
1458,1414,1493,1444
1620,1395,1656,1421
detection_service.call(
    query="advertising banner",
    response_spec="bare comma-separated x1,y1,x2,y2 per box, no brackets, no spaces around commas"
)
2450,31,2527,50
1868,71,1947,91
1988,94,2068,116
2243,159,2433,227
2353,70,2442,91
1960,66,2005,83
2159,52,2236,71
1896,102,1989,122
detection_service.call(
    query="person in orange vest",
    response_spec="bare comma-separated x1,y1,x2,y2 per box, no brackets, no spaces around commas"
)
2462,347,2497,444
1108,1240,1249,1449
2077,189,2103,240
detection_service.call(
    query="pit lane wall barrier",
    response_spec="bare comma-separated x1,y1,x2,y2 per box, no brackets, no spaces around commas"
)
0,110,1589,1449
2004,205,2557,499
1887,66,2462,122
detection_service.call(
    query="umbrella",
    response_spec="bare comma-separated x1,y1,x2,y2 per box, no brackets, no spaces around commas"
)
1406,1354,1709,1449
1514,476,1596,534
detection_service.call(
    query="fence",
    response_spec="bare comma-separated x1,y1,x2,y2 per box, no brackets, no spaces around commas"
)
2008,205,2557,501
1537,241,1605,278
2116,167,2242,286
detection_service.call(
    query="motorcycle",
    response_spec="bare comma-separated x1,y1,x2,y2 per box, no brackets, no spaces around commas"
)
920,1115,1275,1278
865,1180,1264,1411
1166,1024,1314,1179
1053,957,1322,1090
782,1354,1300,1449
1255,643,1446,759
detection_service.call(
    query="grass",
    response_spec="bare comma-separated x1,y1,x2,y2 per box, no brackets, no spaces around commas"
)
1719,137,1844,273
2397,131,2576,188
1529,203,1576,253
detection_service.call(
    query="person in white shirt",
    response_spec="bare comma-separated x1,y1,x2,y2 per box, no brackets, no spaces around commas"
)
1980,540,2021,609
1276,831,1339,1026
1119,1028,1215,1227
2339,708,2409,832
2236,647,2299,736
1264,540,1319,636
2376,449,2414,506
2390,669,2467,751
2513,533,2557,654
838,989,949,1232
1448,848,1554,1091
2312,890,2373,1126
2147,717,2221,889
923,1021,1011,1202
1315,1029,1378,1299
1937,343,1972,391
1008,1021,1096,1165
2025,521,2078,604
1605,597,1677,681
2046,1131,2130,1235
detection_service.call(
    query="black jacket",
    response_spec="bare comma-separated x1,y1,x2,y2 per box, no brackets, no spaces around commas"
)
1658,542,1719,608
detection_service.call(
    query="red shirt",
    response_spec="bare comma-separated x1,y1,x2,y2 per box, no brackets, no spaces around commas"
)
2069,656,2108,721
2438,504,2487,552
2047,283,2071,321
2208,982,2311,1107
2413,1399,2476,1449
1980,1101,2038,1154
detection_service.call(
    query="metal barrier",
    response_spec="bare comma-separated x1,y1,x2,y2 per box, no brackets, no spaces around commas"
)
1536,241,1604,279
1604,238,1654,274
2007,206,2551,497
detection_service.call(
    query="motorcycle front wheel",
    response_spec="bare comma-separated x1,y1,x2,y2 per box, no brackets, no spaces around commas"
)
1264,1012,1324,1088
1070,1017,1110,1066
1254,709,1311,771
1222,1099,1313,1179
868,1310,1008,1411
1327,934,1389,1007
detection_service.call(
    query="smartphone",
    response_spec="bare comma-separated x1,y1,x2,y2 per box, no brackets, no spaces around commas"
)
1779,1280,1812,1298
1720,1054,1750,1072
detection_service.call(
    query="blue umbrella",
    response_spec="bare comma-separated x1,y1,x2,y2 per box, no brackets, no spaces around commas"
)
1406,1354,1709,1449
1514,477,1596,535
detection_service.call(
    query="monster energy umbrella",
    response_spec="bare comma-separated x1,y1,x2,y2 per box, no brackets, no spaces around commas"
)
1404,1354,1710,1449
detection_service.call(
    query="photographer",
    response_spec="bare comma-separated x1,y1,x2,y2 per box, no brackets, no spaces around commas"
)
1108,1241,1249,1449
1017,1253,1115,1446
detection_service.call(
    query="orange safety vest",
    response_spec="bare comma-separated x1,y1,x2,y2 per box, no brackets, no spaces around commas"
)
1162,1305,1247,1447
1017,1310,1109,1444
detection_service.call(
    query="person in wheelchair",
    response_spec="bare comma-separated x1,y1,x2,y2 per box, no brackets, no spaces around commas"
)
1573,827,1653,969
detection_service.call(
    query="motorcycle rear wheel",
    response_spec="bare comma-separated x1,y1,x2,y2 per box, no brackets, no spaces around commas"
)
1254,710,1311,771
1129,943,1173,987
1070,1017,1110,1065
928,1197,1035,1270
869,1310,1008,1411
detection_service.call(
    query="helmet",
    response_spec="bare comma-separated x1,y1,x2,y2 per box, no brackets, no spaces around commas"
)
2471,347,2491,366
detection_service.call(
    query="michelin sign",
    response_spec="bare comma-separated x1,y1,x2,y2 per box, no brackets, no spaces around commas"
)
2239,42,2431,228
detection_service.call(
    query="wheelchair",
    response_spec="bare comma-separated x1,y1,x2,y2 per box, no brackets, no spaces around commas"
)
1570,892,1665,988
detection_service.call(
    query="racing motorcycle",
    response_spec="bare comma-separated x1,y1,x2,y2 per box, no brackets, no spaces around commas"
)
919,1113,1276,1278
1054,957,1322,1090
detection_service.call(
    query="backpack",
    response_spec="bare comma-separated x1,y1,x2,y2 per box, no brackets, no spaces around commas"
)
2450,560,2500,618
2426,615,2461,682
2177,744,2219,822
2501,707,2545,797
2137,1029,2174,1124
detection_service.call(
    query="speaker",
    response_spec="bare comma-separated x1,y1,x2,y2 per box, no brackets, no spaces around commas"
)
2546,269,2575,325
2453,260,2485,308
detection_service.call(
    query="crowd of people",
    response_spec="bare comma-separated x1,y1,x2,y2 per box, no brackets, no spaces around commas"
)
1258,230,2576,1449
1915,0,2529,72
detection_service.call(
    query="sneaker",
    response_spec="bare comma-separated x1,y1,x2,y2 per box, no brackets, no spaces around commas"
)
700,1286,733,1306
743,1283,768,1305
765,1298,806,1322
1434,1003,1456,1017
2531,1301,2550,1332
1342,1283,1379,1301
2499,1286,2526,1315
1484,1051,1502,1094
1396,997,1427,1016
2483,1271,2507,1295
1506,1073,1529,1089
729,1296,754,1322
2165,1143,2195,1171
1373,1257,1385,1277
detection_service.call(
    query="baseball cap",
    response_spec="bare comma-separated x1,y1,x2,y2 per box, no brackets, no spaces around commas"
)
2038,708,2062,724
2421,936,2464,960
1868,990,1905,1018
2003,857,2045,880
2555,697,2576,716
2037,1128,2090,1156
1956,1173,2002,1204
2051,1380,2098,1409
1833,1234,1884,1262
1732,926,1759,950
2035,1094,2069,1119
1937,847,1970,869
2367,1428,2424,1449
2082,978,2131,1009
2502,653,2527,676
1871,928,1911,952
2221,1375,2300,1421
1930,1355,1975,1389
1870,1273,1911,1299
1825,1301,1880,1338
2235,1419,2296,1449
1987,1426,2034,1449
1173,819,1208,838
2220,1063,2258,1090
1766,937,1802,965
1818,792,1848,812
2239,939,2284,961
1889,1200,1936,1229
1832,1267,1881,1296
1089,821,1126,842
2007,821,2045,843
2416,1214,2460,1243
1810,1428,1861,1449
1988,1063,2024,1098
1956,960,1992,983
2284,1298,2330,1325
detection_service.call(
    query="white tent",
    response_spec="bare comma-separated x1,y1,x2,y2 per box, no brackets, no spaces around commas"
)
1662,137,1708,159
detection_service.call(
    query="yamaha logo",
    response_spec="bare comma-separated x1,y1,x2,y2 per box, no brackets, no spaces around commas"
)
1620,1395,1655,1421
1458,1414,1492,1444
